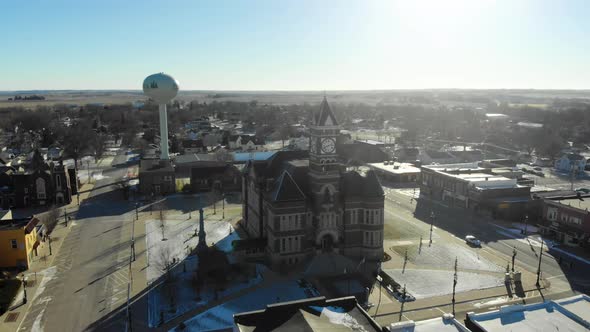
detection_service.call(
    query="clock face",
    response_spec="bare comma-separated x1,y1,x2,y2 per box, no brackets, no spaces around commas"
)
321,138,336,154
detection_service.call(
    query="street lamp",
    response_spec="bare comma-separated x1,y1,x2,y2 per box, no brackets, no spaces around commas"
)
452,257,458,316
536,236,544,287
222,193,225,219
523,215,529,236
429,211,435,245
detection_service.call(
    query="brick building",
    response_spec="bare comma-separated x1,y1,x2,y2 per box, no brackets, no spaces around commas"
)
241,98,384,269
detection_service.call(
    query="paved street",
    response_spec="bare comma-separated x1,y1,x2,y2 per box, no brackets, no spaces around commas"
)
383,186,590,294
15,152,138,332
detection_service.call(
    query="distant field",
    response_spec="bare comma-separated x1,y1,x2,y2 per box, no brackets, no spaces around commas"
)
0,92,143,108
1,89,589,109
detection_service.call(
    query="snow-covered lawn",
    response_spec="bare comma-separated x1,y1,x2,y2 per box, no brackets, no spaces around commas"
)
147,256,264,327
145,214,233,283
145,207,260,327
170,280,320,332
382,269,503,300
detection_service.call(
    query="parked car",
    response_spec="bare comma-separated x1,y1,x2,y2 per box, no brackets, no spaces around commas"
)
575,188,590,194
533,167,542,171
465,235,481,247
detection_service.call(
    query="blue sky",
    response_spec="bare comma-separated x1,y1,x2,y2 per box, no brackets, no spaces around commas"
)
1,0,589,90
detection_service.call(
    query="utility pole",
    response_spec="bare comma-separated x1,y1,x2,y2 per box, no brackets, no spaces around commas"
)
48,236,52,255
131,204,137,262
87,159,90,184
126,282,132,332
523,215,529,236
536,236,544,287
452,257,458,316
22,274,27,304
77,192,80,206
222,194,225,219
63,208,67,227
512,247,517,272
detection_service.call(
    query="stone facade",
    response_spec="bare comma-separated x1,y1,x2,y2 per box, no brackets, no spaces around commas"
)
241,98,384,269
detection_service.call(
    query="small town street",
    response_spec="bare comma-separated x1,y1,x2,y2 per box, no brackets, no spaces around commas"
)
10,152,139,332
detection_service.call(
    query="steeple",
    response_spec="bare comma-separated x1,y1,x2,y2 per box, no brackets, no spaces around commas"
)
315,96,338,126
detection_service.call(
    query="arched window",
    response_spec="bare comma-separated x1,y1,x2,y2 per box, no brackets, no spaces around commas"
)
36,178,46,199
323,187,332,203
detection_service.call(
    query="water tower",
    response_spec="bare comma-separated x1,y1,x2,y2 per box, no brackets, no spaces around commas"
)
142,73,179,160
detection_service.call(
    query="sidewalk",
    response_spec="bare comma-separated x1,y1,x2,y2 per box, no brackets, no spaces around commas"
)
0,183,94,332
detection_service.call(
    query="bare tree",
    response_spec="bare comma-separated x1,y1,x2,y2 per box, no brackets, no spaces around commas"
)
91,134,106,163
155,246,174,280
42,205,61,235
158,203,167,241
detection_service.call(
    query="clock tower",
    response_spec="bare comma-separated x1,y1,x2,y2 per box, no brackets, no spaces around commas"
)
309,97,342,251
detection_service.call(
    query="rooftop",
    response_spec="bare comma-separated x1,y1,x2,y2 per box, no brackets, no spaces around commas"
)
388,315,470,332
551,197,590,211
139,159,174,173
0,217,37,232
467,295,590,331
369,162,421,175
234,296,381,332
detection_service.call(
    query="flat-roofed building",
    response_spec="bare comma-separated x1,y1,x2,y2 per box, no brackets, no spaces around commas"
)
421,162,531,220
465,295,590,332
541,194,590,247
368,161,420,184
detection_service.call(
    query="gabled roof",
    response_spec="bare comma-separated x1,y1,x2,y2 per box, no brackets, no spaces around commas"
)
342,170,384,198
315,97,338,126
272,170,306,202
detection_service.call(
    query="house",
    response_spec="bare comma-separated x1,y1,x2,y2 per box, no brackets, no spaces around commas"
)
555,153,586,173
138,159,175,196
181,139,206,154
0,150,76,209
47,146,63,160
0,216,40,269
540,194,590,247
234,296,382,332
190,162,241,193
229,135,265,151
241,98,384,270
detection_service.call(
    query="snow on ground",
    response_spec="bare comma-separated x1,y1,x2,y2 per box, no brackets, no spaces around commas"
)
147,255,264,327
492,223,556,249
145,214,233,283
383,269,503,300
473,296,511,308
170,280,320,332
391,242,503,273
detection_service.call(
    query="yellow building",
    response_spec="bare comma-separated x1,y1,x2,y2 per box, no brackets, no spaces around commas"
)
0,217,40,269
